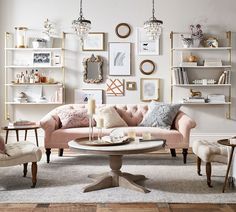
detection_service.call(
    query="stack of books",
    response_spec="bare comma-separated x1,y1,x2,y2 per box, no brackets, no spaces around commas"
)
207,94,226,103
13,120,36,126
204,59,222,67
182,97,206,103
173,68,189,84
218,70,231,84
180,62,197,67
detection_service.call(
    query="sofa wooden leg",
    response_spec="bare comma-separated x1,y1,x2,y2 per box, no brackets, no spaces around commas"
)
206,162,213,188
31,162,37,188
23,163,28,177
182,148,188,164
170,149,176,157
197,157,202,176
58,148,64,157
46,148,51,163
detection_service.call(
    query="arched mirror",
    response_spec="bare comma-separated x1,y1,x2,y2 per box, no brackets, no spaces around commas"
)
115,23,131,38
139,60,155,75
83,54,103,83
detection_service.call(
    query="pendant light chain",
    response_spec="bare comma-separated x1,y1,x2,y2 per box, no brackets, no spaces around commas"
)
152,0,155,19
80,0,83,18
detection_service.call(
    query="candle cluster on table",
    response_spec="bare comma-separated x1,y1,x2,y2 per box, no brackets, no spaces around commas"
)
87,99,96,142
96,117,104,140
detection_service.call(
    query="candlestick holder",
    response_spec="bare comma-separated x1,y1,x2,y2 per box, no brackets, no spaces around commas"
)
89,114,94,142
97,127,103,141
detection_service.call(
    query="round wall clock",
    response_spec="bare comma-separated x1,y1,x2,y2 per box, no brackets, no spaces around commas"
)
139,60,155,75
115,23,131,38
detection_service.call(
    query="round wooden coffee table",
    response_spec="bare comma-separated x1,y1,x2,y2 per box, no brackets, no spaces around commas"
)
69,138,165,193
2,125,40,146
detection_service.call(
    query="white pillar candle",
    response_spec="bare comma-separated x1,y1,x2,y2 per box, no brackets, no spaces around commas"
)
127,129,136,139
97,117,104,128
18,35,24,47
142,132,152,140
88,99,96,115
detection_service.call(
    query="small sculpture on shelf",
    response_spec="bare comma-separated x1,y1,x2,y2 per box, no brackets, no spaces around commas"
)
190,89,202,98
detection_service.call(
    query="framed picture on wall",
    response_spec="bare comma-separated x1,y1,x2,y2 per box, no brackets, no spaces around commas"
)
136,27,160,55
74,89,103,104
109,42,131,76
82,32,105,51
140,78,159,102
32,52,51,66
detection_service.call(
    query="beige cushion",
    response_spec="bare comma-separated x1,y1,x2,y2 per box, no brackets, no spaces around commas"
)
97,106,128,128
192,140,228,164
0,141,42,167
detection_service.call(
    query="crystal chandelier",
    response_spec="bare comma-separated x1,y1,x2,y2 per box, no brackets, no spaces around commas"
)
72,0,91,44
144,0,163,40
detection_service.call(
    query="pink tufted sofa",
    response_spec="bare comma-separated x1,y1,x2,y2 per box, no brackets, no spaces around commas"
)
40,104,196,163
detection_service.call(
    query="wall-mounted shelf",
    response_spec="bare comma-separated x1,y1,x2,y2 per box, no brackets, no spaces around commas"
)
6,83,63,87
5,48,63,51
5,102,64,105
170,31,232,119
5,66,63,69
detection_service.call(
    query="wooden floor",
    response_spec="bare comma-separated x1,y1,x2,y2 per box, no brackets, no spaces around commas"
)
0,203,235,212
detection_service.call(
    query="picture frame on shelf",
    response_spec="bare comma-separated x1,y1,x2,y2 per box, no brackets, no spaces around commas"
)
74,89,103,104
136,27,160,55
109,42,131,76
82,32,105,51
32,52,51,66
126,81,136,90
140,78,159,102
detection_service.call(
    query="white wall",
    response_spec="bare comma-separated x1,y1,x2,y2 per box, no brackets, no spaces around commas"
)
0,0,236,140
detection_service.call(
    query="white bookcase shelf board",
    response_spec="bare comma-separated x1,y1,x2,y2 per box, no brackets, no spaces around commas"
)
170,31,232,119
4,31,66,120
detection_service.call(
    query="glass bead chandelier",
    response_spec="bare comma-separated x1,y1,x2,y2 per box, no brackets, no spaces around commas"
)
72,0,91,44
144,0,163,40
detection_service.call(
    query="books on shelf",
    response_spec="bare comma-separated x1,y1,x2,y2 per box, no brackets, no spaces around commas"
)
204,59,222,67
218,70,231,84
182,97,206,103
180,62,197,67
207,94,226,103
173,68,189,85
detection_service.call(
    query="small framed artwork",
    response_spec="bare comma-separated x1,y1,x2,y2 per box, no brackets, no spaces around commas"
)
126,81,136,90
109,42,131,76
140,78,159,102
83,32,105,51
32,52,51,66
136,27,160,55
106,78,124,96
74,89,103,104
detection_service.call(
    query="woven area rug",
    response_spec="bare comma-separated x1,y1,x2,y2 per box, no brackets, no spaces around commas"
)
0,154,235,203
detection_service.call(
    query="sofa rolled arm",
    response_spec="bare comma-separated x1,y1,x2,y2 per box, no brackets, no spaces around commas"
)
174,111,196,143
40,114,59,138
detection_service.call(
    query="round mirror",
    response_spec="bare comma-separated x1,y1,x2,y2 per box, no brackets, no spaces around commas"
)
115,23,131,38
139,60,155,75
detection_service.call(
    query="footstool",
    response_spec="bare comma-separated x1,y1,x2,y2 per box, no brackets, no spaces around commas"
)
192,140,228,187
0,141,42,188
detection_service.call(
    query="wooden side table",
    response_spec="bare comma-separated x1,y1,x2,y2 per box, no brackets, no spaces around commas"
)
2,125,40,147
217,139,236,193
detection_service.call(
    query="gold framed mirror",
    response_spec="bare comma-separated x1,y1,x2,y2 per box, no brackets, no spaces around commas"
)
115,23,131,38
139,60,155,75
83,54,103,83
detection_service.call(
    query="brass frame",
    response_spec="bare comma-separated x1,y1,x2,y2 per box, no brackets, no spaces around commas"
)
126,81,137,91
139,59,155,75
170,31,232,119
82,32,105,51
140,78,160,102
115,23,131,39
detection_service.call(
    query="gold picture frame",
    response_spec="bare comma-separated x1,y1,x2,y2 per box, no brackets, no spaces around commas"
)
126,81,136,90
82,32,105,51
140,78,159,102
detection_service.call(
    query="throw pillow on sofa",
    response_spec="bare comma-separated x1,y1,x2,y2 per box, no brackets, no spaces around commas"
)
139,101,181,130
57,108,95,129
0,135,6,154
97,106,128,128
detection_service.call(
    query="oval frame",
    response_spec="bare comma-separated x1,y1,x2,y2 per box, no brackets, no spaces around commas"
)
115,23,131,38
139,60,155,75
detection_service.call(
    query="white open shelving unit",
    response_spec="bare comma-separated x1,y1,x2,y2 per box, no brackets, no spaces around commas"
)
170,31,232,118
4,31,66,120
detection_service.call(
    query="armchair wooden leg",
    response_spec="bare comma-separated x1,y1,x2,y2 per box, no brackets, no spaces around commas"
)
206,162,213,188
182,148,188,164
197,157,202,176
23,163,28,177
170,149,176,157
58,148,64,157
31,162,37,188
46,148,51,163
